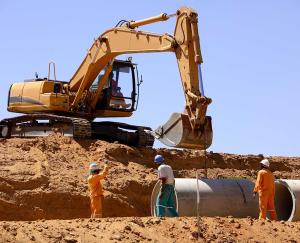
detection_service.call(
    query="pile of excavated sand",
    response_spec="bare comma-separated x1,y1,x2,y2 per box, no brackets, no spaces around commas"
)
1,217,300,242
0,135,299,242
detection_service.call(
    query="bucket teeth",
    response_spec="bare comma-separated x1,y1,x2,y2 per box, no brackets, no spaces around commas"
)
153,112,212,149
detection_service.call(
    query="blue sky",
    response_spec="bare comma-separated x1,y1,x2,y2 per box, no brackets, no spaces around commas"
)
1,1,299,156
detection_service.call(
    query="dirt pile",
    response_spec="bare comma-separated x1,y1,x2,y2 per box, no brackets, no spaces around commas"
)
1,217,300,243
0,135,300,221
0,135,300,242
0,136,156,220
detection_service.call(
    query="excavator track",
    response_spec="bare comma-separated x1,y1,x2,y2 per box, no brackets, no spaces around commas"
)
91,121,154,147
0,114,154,147
72,118,92,138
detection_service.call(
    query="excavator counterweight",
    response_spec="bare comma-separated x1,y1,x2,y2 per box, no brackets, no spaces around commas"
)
1,6,213,150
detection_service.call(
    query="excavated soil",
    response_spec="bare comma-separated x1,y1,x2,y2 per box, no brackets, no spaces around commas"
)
0,134,299,242
1,217,300,243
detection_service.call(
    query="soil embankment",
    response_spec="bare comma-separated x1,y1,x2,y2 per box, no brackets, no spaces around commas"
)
0,135,299,242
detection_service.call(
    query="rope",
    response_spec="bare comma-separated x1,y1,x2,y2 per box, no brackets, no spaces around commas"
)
196,170,201,239
204,134,208,178
156,205,176,209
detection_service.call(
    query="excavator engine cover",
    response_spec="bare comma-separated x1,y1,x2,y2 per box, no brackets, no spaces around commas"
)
154,113,212,150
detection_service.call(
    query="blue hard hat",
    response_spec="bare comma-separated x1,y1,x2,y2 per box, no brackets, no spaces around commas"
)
154,155,164,164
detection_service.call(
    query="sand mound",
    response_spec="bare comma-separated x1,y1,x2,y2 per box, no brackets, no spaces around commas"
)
1,217,300,242
0,135,299,221
0,135,300,242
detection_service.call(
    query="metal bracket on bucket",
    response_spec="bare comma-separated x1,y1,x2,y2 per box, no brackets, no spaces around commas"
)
153,112,213,149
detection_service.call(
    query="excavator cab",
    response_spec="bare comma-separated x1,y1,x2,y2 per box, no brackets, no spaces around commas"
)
92,60,137,113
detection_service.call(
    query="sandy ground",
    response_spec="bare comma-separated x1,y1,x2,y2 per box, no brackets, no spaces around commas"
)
0,135,299,242
1,217,300,243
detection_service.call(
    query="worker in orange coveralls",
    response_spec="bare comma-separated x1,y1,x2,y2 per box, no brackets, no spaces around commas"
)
87,160,109,218
253,159,277,220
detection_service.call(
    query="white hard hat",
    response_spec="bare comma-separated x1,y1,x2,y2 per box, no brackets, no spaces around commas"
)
89,162,99,171
260,159,270,168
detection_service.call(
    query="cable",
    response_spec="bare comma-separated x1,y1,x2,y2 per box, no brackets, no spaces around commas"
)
115,19,129,27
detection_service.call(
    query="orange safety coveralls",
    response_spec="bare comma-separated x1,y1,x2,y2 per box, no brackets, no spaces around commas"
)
87,165,109,218
253,168,277,220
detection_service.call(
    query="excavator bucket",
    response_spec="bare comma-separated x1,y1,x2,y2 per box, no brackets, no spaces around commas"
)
153,113,212,150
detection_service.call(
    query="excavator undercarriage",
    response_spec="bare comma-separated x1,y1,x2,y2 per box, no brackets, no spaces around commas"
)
0,114,154,147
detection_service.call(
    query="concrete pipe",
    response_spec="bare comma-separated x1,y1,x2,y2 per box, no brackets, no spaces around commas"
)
275,179,300,221
151,178,259,218
151,178,300,221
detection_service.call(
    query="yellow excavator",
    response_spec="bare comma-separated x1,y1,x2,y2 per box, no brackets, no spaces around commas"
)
0,6,212,149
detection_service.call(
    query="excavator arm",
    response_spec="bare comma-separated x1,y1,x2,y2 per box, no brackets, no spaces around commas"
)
68,6,212,149
173,7,212,129
69,28,175,106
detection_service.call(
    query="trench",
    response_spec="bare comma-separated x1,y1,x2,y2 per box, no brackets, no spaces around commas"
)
1,177,299,221
0,185,154,221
